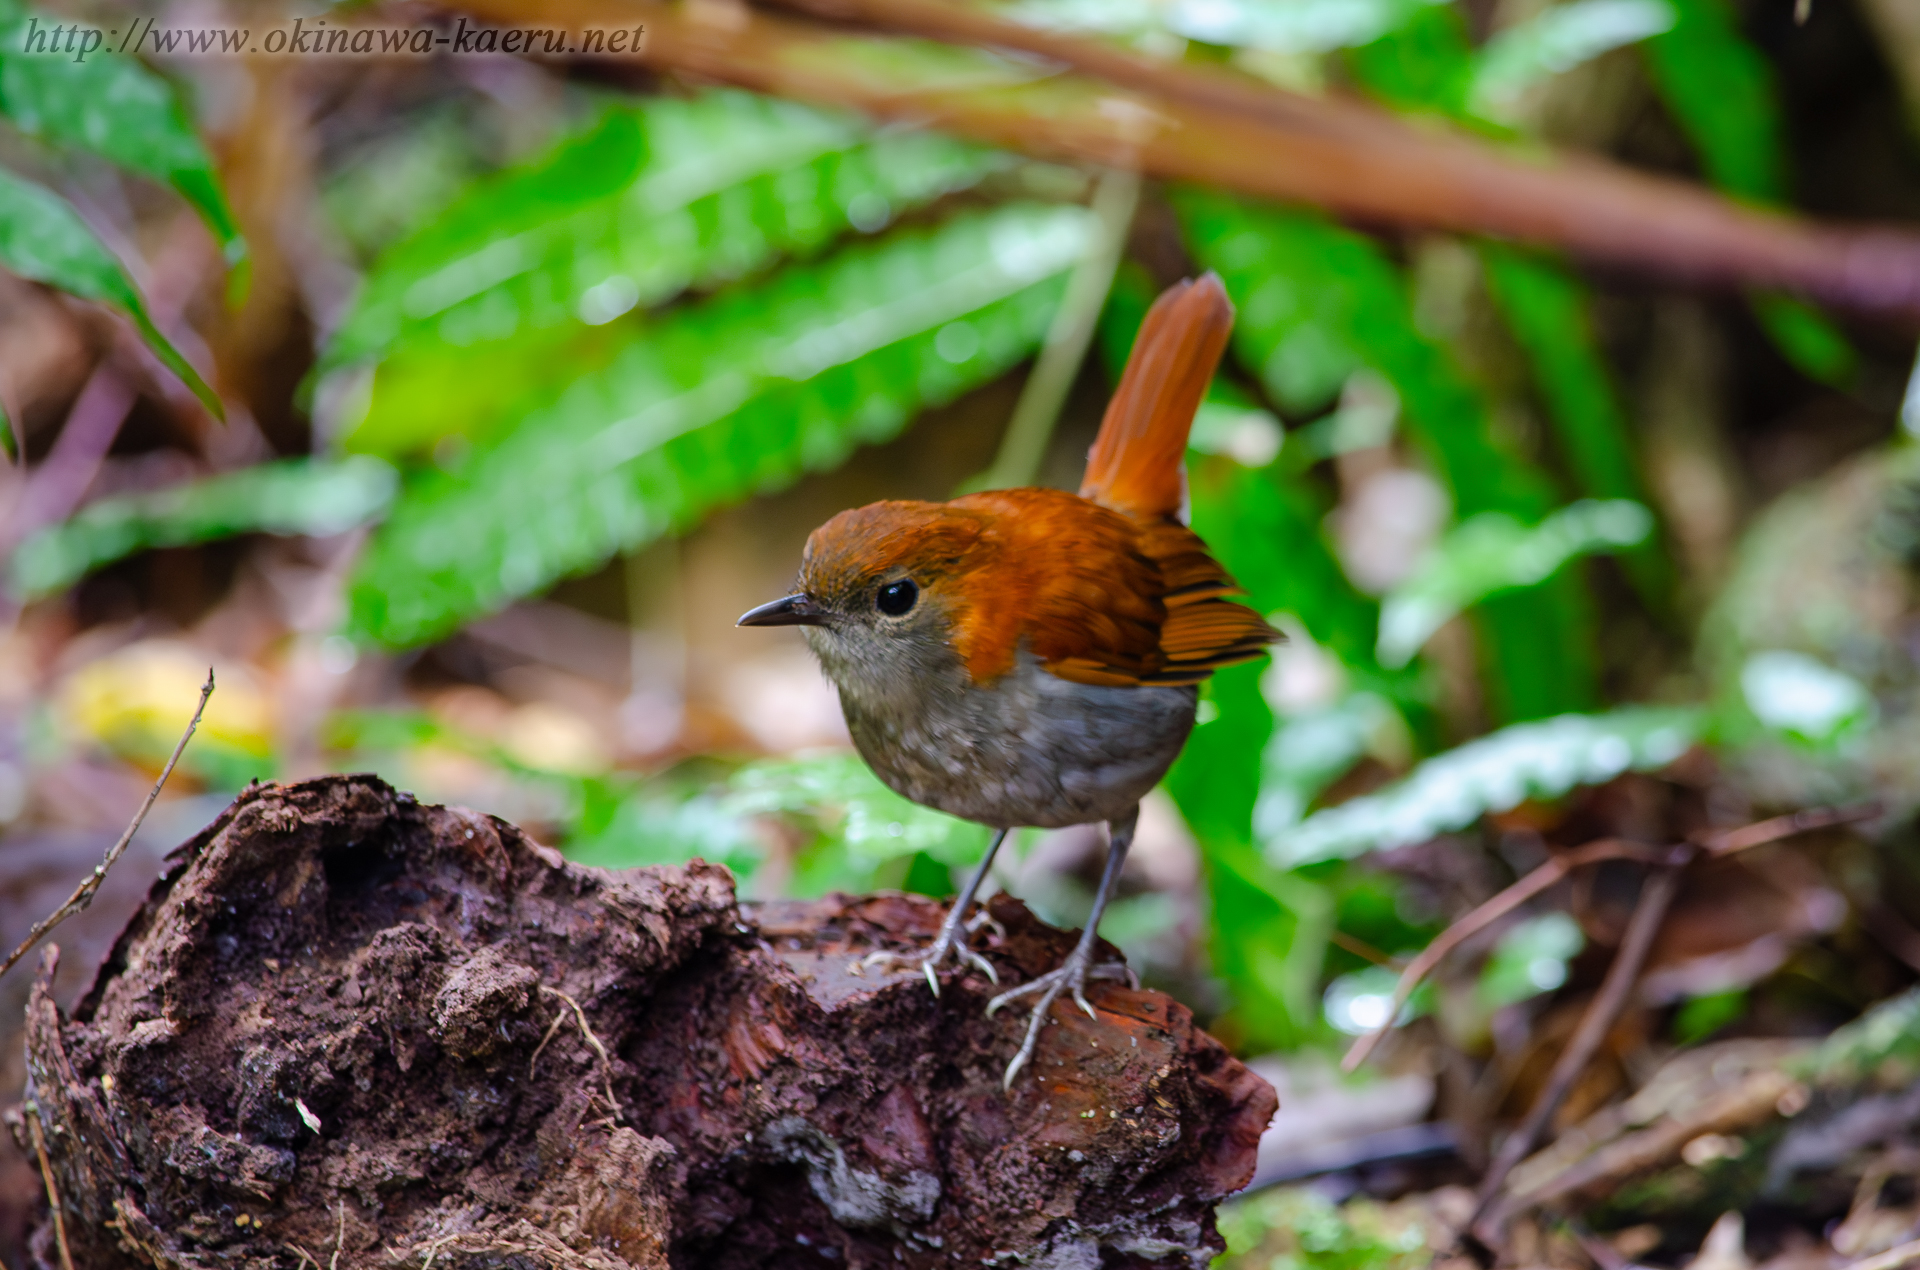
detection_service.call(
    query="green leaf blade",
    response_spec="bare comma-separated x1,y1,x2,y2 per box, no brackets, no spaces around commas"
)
1377,499,1653,666
9,456,398,598
0,8,244,259
0,166,220,416
323,92,1007,385
1268,705,1705,867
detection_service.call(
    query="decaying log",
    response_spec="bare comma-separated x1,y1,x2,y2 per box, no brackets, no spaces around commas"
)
14,774,1273,1269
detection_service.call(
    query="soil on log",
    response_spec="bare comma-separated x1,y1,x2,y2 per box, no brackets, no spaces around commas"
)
14,774,1274,1269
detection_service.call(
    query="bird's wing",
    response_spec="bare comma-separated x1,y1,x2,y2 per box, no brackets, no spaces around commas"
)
951,488,1277,689
1126,520,1279,686
1078,273,1234,522
946,488,1167,687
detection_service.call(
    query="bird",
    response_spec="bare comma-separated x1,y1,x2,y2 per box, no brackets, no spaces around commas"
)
738,272,1278,1085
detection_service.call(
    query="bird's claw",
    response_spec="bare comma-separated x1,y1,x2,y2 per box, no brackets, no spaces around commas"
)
965,908,1007,941
987,956,1130,1087
862,935,999,998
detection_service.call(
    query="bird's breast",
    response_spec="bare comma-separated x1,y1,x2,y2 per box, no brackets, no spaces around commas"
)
834,650,1197,830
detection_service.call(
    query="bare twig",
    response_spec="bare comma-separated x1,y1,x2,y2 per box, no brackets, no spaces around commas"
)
286,1244,323,1270
1343,804,1876,1075
331,1201,346,1270
1467,850,1692,1245
1328,929,1395,967
976,165,1139,491
1842,1236,1920,1270
0,670,213,981
1696,803,1881,856
1343,839,1661,1073
538,986,623,1123
419,1234,459,1270
26,1103,74,1270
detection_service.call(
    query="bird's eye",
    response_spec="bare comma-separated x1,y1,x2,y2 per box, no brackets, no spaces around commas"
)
876,579,918,616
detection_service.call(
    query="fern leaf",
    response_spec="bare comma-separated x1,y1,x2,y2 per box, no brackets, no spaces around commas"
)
345,203,1093,648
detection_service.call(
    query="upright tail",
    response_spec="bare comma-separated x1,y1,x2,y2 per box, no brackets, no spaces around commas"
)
1078,273,1234,521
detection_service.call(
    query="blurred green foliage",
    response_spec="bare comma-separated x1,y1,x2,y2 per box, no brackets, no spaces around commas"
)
1376,499,1652,667
1216,1187,1439,1270
10,457,398,598
1271,705,1704,867
0,165,218,414
347,202,1089,646
0,0,234,403
0,0,241,262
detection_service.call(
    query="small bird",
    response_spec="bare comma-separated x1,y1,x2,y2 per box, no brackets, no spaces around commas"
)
739,273,1278,1084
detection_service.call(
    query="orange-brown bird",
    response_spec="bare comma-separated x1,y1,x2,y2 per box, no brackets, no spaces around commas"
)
739,273,1278,1084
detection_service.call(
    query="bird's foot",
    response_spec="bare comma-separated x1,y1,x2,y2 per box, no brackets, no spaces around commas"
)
863,923,998,997
987,949,1131,1087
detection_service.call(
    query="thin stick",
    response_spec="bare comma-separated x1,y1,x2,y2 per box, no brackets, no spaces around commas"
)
1342,839,1660,1072
0,670,213,981
27,1104,74,1270
1698,803,1880,857
330,1201,345,1270
1328,929,1395,967
538,987,622,1123
974,166,1140,492
1467,851,1691,1244
1843,1236,1920,1270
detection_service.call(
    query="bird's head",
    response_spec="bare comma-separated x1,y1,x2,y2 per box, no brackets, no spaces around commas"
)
737,500,999,701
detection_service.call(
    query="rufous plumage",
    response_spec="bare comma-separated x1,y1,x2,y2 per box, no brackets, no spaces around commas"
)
740,273,1277,1084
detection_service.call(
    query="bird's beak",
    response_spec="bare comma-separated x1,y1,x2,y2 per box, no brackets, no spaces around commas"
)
737,593,828,628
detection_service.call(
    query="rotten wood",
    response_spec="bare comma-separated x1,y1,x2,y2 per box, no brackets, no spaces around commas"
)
438,0,1920,319
18,775,1272,1268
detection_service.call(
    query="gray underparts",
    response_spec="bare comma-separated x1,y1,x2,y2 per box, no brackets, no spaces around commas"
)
831,649,1197,830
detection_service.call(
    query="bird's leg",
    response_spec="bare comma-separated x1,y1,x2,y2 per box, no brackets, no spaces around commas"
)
988,808,1138,1088
865,827,1009,996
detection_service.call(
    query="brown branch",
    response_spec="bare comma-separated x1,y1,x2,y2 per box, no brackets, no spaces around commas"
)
1467,850,1692,1246
1328,929,1395,967
26,1104,73,1270
1843,1236,1920,1270
1696,803,1882,857
441,0,1920,318
0,670,213,980
1342,839,1662,1074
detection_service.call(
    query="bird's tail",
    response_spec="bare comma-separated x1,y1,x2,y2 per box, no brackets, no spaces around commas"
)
1078,272,1234,521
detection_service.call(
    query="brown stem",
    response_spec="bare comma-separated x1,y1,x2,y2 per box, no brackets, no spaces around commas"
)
26,1103,73,1270
1842,1236,1920,1270
0,670,214,980
1342,839,1661,1073
1697,803,1881,856
441,0,1920,317
1467,850,1692,1245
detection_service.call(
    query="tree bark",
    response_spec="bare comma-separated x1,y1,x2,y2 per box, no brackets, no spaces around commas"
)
14,774,1273,1269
